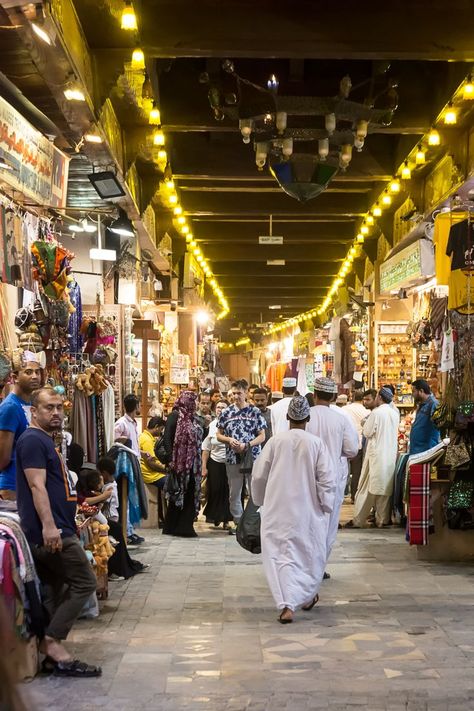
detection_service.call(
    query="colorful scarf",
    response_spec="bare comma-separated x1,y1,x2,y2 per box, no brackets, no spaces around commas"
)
171,391,199,476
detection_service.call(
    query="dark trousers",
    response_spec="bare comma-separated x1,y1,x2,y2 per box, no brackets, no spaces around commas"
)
350,449,364,502
31,536,96,640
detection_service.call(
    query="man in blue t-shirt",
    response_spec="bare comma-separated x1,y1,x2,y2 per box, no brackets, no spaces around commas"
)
0,353,42,499
16,387,101,677
410,379,440,456
217,380,266,531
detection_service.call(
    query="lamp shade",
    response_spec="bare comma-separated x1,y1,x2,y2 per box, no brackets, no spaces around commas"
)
109,208,135,236
270,154,338,202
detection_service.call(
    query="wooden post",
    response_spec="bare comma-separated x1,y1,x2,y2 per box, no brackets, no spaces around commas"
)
141,328,149,426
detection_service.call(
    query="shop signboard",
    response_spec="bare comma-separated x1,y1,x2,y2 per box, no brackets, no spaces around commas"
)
170,354,190,384
379,239,434,295
0,97,69,207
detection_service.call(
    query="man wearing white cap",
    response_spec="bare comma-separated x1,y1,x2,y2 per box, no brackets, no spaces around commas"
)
307,377,359,564
270,377,297,435
349,387,400,528
0,351,42,500
252,396,334,624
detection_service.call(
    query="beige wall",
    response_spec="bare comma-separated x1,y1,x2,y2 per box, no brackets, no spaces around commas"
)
220,353,250,383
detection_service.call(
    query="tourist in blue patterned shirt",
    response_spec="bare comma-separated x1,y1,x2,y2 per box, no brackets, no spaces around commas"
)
217,380,266,533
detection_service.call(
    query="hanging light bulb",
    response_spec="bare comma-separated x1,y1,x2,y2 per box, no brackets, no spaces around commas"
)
153,129,165,146
169,194,178,205
121,2,137,30
389,178,401,193
255,142,269,170
149,101,161,125
415,144,426,165
267,74,279,93
339,75,352,98
340,143,352,163
177,216,186,225
361,225,369,235
366,213,374,225
276,111,287,134
428,127,441,146
282,137,293,157
131,48,145,69
444,102,457,125
401,161,411,180
157,149,167,164
382,191,392,206
356,233,365,244
239,118,253,143
173,206,182,216
354,136,364,152
373,203,382,217
356,119,368,139
325,113,336,136
163,162,173,183
318,138,329,161
463,75,474,100
142,71,153,100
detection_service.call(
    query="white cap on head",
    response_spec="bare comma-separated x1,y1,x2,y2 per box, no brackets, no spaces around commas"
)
282,377,297,388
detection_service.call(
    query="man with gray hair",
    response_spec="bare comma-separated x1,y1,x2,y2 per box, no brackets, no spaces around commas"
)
350,387,400,528
252,396,334,624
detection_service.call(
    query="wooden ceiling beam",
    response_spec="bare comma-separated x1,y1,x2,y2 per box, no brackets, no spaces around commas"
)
203,243,347,261
181,191,368,216
210,261,342,275
193,220,354,240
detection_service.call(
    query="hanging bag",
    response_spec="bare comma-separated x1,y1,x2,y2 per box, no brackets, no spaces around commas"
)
444,436,471,468
236,495,261,554
431,375,458,430
239,445,254,475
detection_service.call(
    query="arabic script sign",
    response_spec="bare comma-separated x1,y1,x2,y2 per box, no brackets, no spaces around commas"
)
0,97,68,207
379,239,435,294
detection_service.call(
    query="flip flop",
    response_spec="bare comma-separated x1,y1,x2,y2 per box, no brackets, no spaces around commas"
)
302,594,319,611
278,607,293,624
42,657,102,677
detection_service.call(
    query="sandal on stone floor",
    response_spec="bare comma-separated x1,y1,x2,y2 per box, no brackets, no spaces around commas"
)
278,607,293,624
302,594,319,611
42,656,102,677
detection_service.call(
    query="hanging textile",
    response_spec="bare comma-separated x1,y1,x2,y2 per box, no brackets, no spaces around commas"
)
296,356,309,395
433,211,467,287
0,512,44,638
102,384,115,452
339,318,356,385
446,218,474,314
67,279,83,353
408,463,431,545
328,317,342,383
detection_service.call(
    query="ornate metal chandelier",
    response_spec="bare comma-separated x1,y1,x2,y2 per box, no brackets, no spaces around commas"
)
203,61,399,202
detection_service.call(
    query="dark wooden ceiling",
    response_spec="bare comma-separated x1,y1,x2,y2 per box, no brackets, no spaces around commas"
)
1,0,473,337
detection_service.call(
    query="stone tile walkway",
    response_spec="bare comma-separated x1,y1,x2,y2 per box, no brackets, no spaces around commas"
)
26,507,474,711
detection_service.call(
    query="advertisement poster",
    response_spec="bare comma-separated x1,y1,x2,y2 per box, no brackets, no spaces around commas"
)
170,354,190,385
0,96,69,207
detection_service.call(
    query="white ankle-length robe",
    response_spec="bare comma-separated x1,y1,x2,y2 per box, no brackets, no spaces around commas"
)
251,429,335,611
307,405,359,560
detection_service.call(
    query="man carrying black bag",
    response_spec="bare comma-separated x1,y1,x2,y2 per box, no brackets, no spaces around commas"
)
217,380,266,534
251,396,335,625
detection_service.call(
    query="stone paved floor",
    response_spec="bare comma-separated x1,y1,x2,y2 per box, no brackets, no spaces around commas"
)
25,504,474,711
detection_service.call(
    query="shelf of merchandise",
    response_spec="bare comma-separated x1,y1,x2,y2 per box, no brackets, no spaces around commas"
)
374,321,416,406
